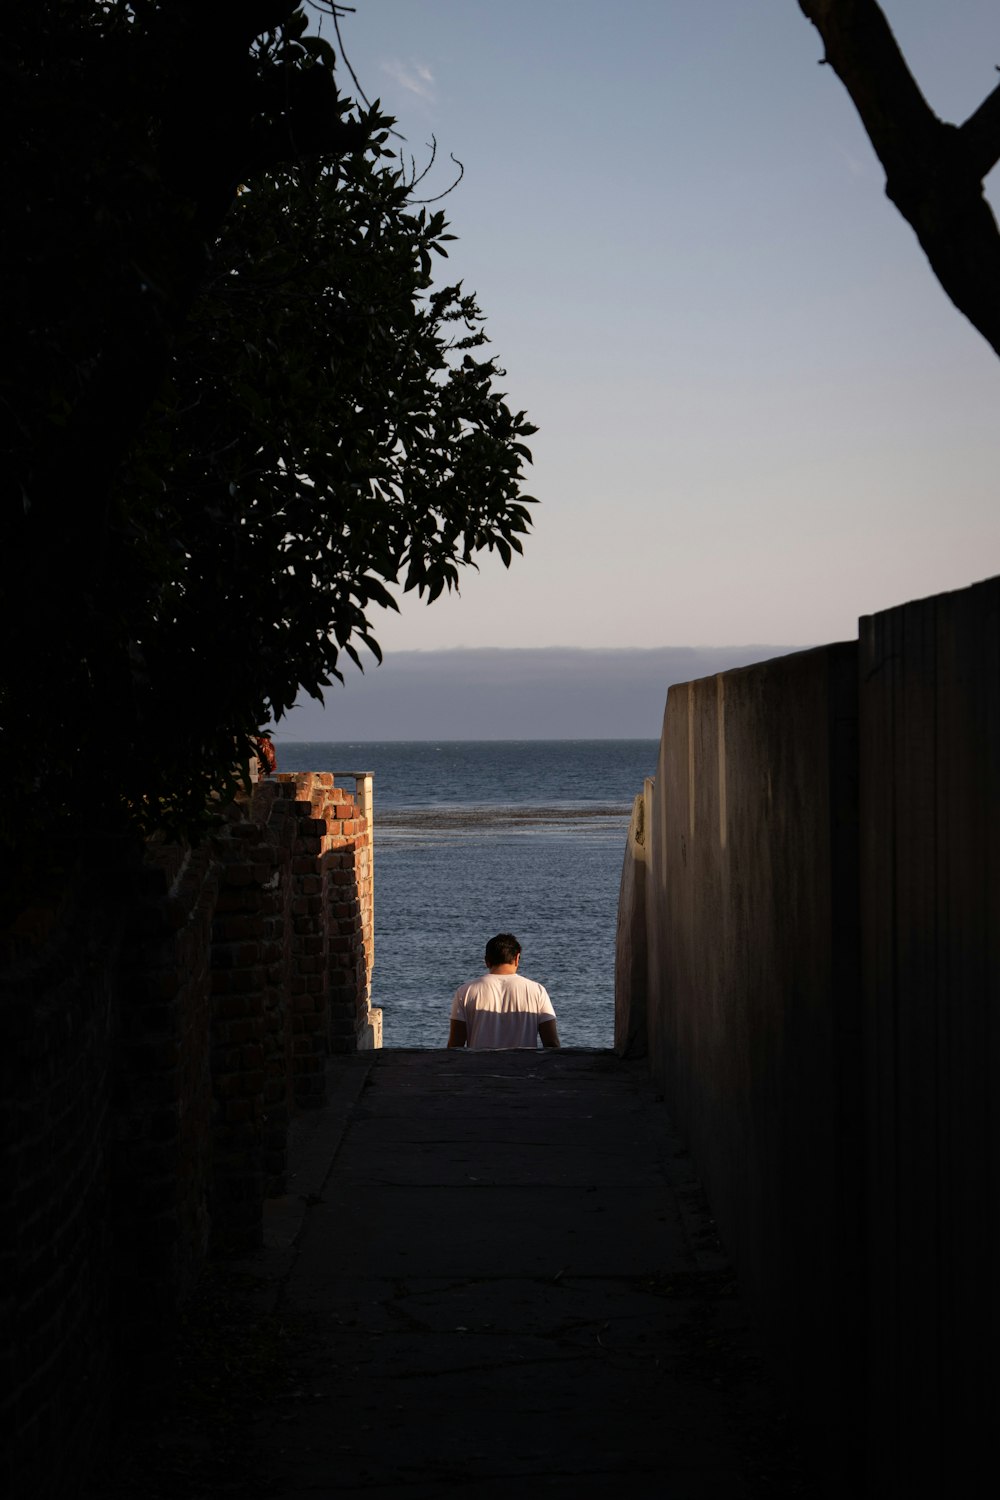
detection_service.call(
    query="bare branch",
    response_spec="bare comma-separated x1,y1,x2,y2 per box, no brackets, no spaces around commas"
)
328,4,373,110
395,137,467,204
324,2,407,142
960,74,1000,181
411,154,466,206
799,0,1000,360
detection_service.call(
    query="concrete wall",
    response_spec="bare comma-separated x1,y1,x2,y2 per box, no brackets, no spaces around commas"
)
860,577,1000,1494
614,778,653,1058
620,574,1000,1495
640,645,864,1481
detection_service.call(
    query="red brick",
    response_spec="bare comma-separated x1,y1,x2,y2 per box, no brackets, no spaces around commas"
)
215,994,250,1020
213,1072,244,1100
214,888,264,914
229,967,265,994
294,840,323,861
228,1019,262,1045
227,823,259,841
215,914,259,941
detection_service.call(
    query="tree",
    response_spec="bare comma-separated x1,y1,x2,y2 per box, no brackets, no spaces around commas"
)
798,0,1000,358
1,3,535,867
109,138,536,837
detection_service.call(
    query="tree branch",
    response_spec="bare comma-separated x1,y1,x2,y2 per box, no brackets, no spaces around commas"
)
799,0,940,166
799,0,1000,359
960,76,1000,181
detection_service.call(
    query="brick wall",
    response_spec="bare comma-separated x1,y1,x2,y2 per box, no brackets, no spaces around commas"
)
209,789,293,1253
112,841,221,1351
275,773,375,1083
2,850,127,1499
2,771,377,1497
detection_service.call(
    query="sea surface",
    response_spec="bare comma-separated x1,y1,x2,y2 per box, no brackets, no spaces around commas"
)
277,740,658,1049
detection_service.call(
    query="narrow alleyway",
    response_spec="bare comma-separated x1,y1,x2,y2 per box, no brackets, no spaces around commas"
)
246,1049,809,1498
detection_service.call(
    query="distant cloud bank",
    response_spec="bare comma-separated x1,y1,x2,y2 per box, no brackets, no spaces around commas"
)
273,646,804,742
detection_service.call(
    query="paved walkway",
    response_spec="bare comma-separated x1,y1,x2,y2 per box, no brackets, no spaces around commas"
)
250,1050,807,1498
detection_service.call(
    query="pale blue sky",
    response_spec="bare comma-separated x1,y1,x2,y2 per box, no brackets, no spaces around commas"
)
315,1,1000,652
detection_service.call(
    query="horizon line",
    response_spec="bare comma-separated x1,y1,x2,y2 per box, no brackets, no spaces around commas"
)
366,642,804,655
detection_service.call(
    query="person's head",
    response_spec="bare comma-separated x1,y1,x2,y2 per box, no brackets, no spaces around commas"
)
484,932,521,969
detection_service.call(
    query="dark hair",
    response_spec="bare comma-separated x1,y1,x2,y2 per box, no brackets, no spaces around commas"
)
485,932,521,967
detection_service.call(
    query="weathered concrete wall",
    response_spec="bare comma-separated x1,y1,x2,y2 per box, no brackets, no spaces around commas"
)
614,778,653,1058
859,577,1000,1494
640,645,863,1481
621,573,1000,1494
2,771,377,1498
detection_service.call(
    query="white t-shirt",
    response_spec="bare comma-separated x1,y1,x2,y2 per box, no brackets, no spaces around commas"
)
450,972,556,1050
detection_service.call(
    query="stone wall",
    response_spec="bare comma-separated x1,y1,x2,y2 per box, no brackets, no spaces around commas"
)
618,575,1000,1495
2,771,378,1498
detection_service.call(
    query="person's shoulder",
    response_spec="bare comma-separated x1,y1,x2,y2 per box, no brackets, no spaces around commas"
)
520,974,554,1008
455,973,489,997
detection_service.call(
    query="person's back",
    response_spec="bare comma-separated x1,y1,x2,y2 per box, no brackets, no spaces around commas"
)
448,933,560,1051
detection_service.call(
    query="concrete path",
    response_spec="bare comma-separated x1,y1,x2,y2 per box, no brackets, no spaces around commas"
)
251,1050,806,1498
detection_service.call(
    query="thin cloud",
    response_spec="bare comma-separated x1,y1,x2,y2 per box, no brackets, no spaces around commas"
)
381,58,437,103
834,138,873,181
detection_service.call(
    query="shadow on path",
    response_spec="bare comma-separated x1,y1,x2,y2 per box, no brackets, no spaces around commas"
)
90,1050,812,1498
252,1049,810,1498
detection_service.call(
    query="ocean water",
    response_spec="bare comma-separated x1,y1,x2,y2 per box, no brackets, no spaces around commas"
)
277,741,658,1049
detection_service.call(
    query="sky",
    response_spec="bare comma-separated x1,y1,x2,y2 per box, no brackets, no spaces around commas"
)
304,0,1000,663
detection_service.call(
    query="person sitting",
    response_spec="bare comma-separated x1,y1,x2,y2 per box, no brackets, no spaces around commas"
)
447,933,560,1051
